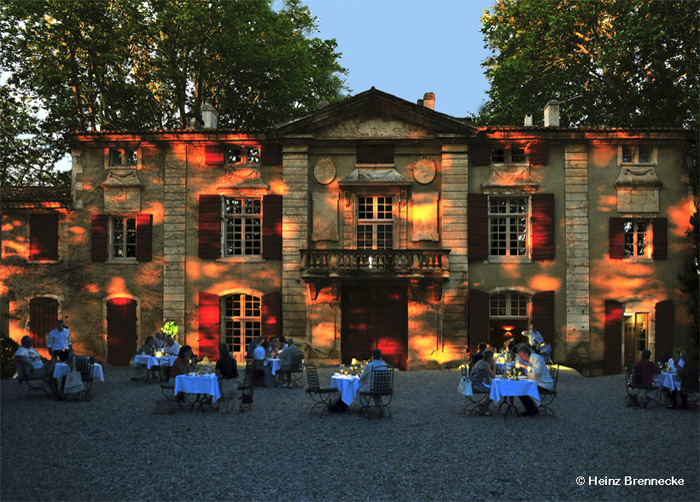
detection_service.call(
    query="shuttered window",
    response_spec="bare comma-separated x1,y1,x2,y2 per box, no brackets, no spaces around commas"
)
468,193,488,260
221,293,261,356
198,292,220,359
654,300,673,360
603,300,623,375
29,297,58,348
609,217,666,260
531,193,555,260
29,214,59,261
532,291,555,343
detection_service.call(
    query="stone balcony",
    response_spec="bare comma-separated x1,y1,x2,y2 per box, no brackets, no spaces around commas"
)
299,249,450,280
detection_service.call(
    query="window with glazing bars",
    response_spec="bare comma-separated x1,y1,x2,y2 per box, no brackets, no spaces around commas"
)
222,294,261,355
112,216,136,258
224,198,261,256
489,197,528,256
357,196,393,249
490,291,529,317
623,220,649,258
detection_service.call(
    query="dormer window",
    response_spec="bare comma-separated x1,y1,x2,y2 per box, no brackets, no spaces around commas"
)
491,144,526,164
621,145,654,164
108,148,138,167
205,144,261,166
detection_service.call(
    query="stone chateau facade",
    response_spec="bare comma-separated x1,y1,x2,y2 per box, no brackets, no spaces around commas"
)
1,89,695,375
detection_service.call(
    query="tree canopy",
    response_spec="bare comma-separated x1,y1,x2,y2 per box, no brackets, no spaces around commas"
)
478,0,699,128
0,0,346,186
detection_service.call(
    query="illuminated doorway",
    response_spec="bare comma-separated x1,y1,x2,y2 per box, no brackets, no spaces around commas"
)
623,312,648,367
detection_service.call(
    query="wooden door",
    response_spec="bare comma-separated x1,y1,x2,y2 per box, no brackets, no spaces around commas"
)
107,298,137,366
341,285,408,370
29,297,58,348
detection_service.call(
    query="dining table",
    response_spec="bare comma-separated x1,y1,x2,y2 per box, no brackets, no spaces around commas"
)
489,376,540,418
174,373,221,412
653,372,681,393
53,362,104,382
331,373,360,406
134,354,177,369
264,358,282,376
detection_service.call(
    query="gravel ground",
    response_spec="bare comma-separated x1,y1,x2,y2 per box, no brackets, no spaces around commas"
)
1,365,698,502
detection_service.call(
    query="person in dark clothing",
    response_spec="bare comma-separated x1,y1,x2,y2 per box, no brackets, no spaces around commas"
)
216,343,240,414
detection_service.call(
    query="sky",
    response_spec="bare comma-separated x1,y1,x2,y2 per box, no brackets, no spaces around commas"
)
302,0,494,118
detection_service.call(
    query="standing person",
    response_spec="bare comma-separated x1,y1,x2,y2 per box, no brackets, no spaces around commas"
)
14,336,61,399
215,343,240,414
48,319,71,361
278,338,303,388
516,344,553,417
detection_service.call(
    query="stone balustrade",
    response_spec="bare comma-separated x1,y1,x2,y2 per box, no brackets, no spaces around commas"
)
300,249,450,279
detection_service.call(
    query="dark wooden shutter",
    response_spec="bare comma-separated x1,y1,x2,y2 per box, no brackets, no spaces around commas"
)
91,214,109,262
261,143,281,165
29,297,58,348
30,214,58,260
261,292,281,339
136,213,152,262
471,144,491,166
609,217,625,260
198,195,221,259
532,291,555,343
654,300,673,360
468,289,489,354
204,145,224,166
604,300,623,375
529,141,549,166
107,298,137,366
198,292,220,359
357,145,394,164
262,194,283,260
468,193,488,260
531,193,555,260
652,218,667,260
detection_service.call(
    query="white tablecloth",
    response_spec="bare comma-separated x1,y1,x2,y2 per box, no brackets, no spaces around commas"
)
653,372,681,392
331,374,360,406
489,378,540,405
134,355,177,369
53,362,104,382
264,358,282,376
174,374,221,402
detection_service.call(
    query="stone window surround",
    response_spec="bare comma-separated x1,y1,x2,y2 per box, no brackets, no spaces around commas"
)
621,217,654,262
215,188,267,263
488,286,536,318
104,147,141,170
617,145,657,166
490,143,528,165
344,187,407,250
486,194,533,264
107,215,138,263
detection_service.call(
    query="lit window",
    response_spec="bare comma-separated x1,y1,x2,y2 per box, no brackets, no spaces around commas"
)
111,217,136,258
109,148,137,167
223,197,261,256
357,196,393,250
222,294,261,355
489,197,528,256
489,291,530,348
623,219,650,258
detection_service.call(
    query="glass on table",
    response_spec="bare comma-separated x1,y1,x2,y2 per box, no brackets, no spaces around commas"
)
339,364,345,376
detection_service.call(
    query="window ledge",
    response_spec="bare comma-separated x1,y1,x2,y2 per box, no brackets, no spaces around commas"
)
623,256,654,263
27,259,60,264
487,256,533,264
106,258,139,264
216,256,264,264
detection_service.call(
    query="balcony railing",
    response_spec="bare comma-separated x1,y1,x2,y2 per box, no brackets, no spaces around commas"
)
299,249,450,279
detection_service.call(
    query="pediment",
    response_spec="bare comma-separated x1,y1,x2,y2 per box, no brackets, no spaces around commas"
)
316,116,433,140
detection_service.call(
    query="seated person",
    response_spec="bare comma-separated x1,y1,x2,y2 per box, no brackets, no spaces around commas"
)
670,351,697,409
278,338,303,388
278,335,288,351
171,345,193,402
471,342,487,368
153,332,165,350
252,341,273,386
215,343,240,414
138,336,156,356
516,344,554,417
14,335,61,400
470,349,495,415
246,336,263,359
633,349,661,387
131,335,157,381
163,336,181,356
267,337,279,358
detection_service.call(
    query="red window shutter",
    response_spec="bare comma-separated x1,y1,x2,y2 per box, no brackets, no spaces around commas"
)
198,292,220,360
654,300,673,359
204,145,224,166
261,143,281,165
136,214,152,262
261,292,281,339
91,214,108,262
609,218,625,260
531,193,555,260
198,195,221,260
652,217,667,260
604,300,623,375
528,141,548,166
468,193,488,260
262,194,283,260
532,291,555,343
30,214,58,260
471,144,491,166
29,297,57,348
468,289,489,354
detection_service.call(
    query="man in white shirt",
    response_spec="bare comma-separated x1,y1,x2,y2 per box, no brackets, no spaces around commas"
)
14,336,61,399
516,344,553,416
47,319,71,361
163,336,180,355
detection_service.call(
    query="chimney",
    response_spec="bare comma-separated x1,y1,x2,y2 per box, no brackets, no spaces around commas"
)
422,92,435,110
201,104,218,130
524,113,533,127
544,100,560,127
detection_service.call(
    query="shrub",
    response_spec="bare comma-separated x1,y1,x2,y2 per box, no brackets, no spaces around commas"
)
1,336,19,379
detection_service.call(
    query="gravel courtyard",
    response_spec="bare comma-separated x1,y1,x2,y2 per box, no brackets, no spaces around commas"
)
1,365,698,502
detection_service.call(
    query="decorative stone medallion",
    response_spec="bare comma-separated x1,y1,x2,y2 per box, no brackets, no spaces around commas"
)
313,157,337,185
411,158,436,185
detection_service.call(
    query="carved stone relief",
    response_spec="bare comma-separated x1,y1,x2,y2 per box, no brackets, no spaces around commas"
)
411,158,437,185
482,165,538,194
101,170,142,212
313,157,337,185
613,165,662,213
